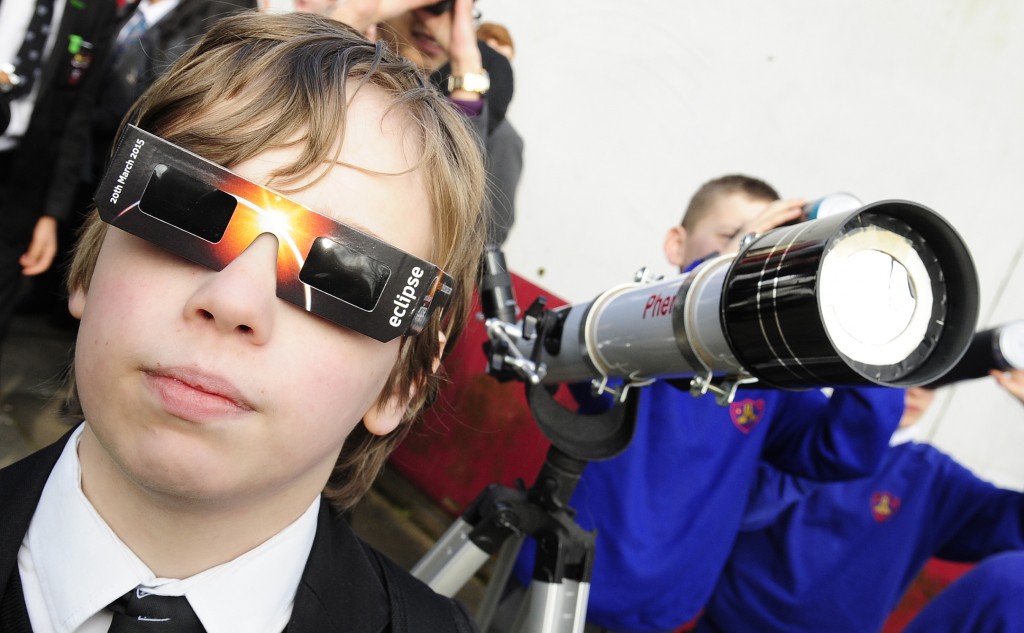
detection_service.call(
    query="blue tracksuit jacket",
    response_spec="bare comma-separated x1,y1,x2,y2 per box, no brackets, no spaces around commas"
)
699,441,1024,633
513,381,903,632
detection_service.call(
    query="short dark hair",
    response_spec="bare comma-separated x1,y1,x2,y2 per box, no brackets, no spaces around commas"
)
681,174,780,229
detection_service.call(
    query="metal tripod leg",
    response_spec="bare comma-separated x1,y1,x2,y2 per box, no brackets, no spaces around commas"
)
513,578,589,633
476,532,526,630
409,469,595,633
411,517,492,597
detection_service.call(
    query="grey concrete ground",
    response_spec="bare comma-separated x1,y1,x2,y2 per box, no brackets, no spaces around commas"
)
0,310,78,468
0,304,485,609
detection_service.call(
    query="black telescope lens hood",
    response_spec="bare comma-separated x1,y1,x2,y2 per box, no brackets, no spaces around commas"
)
720,200,979,389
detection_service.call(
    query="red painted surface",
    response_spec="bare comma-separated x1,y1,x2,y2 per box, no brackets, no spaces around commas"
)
389,274,570,515
882,559,975,632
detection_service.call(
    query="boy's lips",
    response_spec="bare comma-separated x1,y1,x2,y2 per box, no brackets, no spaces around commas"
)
144,367,256,421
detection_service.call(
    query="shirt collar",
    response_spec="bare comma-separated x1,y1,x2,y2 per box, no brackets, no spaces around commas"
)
889,424,920,446
27,424,320,633
135,0,180,26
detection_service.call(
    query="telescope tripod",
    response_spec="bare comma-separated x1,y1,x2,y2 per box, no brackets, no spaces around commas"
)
411,367,639,633
409,248,639,630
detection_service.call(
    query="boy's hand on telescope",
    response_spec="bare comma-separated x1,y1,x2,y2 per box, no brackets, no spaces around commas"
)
991,369,1024,406
724,197,806,255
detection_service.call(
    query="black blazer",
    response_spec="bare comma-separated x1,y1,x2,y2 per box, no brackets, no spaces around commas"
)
3,0,119,237
89,0,256,185
0,429,475,632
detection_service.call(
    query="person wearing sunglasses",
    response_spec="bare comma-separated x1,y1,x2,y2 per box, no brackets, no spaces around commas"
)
0,11,486,632
333,0,520,246
386,0,519,246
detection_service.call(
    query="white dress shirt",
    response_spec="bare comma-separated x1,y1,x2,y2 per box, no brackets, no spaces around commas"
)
126,0,180,37
18,424,320,633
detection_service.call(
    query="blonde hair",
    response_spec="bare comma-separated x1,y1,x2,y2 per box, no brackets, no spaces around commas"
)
67,11,486,509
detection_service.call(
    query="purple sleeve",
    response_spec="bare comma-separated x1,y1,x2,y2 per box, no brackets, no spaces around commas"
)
448,97,485,118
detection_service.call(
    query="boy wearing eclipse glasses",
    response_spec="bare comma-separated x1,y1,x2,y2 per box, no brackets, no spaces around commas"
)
0,11,484,633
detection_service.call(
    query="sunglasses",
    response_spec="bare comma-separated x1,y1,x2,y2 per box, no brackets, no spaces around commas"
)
423,0,478,15
423,0,454,15
94,125,453,343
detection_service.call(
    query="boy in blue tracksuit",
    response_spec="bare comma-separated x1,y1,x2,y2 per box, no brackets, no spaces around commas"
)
698,381,1024,633
516,382,902,632
507,175,904,633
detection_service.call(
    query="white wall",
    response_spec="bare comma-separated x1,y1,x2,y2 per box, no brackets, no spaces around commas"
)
476,0,1024,487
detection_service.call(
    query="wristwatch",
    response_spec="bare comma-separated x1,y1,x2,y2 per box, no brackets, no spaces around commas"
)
447,70,490,95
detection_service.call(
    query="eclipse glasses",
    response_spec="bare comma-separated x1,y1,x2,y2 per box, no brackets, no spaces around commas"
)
94,125,453,343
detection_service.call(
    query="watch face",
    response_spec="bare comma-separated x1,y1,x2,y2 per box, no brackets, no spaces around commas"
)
463,72,490,93
449,71,490,94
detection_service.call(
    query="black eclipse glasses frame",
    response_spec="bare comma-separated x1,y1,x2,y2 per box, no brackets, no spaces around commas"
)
94,125,453,343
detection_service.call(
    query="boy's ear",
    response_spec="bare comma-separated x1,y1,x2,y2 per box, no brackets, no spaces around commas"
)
363,331,449,436
68,287,86,320
363,396,407,436
432,331,448,373
664,225,688,268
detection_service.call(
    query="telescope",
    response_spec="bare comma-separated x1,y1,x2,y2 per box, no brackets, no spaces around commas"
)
923,320,1024,388
415,201,978,632
486,200,979,402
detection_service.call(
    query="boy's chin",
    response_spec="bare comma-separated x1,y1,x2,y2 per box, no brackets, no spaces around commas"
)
119,433,329,511
100,431,265,507
130,451,252,504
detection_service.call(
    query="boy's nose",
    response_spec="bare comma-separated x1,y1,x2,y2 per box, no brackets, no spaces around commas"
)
183,233,280,343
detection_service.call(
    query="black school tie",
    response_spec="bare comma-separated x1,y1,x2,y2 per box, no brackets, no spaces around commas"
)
107,587,206,633
6,0,58,98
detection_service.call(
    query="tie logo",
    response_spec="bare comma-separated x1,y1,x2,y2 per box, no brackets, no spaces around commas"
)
110,587,200,630
871,491,901,522
729,398,765,434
